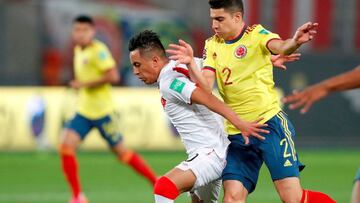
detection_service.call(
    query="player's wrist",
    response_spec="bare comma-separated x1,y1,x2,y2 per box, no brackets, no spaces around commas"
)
291,38,302,47
189,58,197,68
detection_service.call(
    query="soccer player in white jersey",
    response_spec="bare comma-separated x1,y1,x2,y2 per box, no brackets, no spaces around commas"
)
128,30,269,203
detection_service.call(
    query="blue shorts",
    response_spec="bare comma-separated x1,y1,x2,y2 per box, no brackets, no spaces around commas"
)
222,111,304,193
355,168,360,181
66,113,123,147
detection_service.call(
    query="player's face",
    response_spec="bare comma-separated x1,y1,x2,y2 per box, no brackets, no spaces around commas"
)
72,22,95,47
129,50,159,84
210,8,243,40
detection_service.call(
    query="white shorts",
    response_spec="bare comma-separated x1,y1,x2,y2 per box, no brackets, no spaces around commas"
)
176,150,226,202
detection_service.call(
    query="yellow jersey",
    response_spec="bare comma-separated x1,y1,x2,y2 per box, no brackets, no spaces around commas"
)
203,24,281,135
74,39,116,119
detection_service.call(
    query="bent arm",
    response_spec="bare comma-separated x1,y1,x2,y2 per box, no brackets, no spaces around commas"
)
268,39,299,55
190,87,268,140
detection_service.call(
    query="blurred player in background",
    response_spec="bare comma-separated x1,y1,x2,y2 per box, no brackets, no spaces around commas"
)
129,30,269,203
282,65,360,203
60,15,157,203
166,0,336,202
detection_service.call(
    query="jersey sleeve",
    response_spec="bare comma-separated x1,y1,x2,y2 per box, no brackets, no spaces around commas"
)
96,44,116,72
163,76,197,104
257,25,281,54
202,39,216,72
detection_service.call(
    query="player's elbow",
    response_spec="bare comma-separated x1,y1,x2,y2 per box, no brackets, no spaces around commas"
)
110,74,120,84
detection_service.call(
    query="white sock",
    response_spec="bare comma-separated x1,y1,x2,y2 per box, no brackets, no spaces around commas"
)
154,194,174,203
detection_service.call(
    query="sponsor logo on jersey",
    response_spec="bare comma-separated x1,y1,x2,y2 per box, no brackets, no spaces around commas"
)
212,52,217,60
284,159,293,167
170,78,186,94
234,45,247,59
161,97,167,108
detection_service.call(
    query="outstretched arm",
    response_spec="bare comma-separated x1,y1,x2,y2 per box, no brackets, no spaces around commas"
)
282,65,360,114
167,40,215,93
268,22,318,55
191,87,269,144
70,68,120,89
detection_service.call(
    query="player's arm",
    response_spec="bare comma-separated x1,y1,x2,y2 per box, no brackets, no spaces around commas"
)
268,22,318,55
167,40,215,93
70,67,120,89
283,65,360,114
191,87,268,144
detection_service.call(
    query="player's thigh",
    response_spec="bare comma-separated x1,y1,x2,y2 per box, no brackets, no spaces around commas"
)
95,113,123,147
261,112,302,181
352,181,360,203
222,135,263,194
273,177,302,203
193,179,221,203
62,113,92,147
164,167,197,193
223,180,248,203
352,168,360,203
177,151,225,189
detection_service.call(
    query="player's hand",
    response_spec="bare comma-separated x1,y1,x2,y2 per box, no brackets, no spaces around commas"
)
236,118,269,144
282,85,329,114
271,53,301,70
166,39,194,66
69,80,83,89
293,22,319,45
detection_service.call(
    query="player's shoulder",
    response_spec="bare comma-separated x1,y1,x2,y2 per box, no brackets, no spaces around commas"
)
92,40,108,50
205,35,223,44
160,62,190,87
245,24,265,34
246,24,275,37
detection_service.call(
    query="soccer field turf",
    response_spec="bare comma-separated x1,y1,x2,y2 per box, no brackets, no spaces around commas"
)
0,149,358,203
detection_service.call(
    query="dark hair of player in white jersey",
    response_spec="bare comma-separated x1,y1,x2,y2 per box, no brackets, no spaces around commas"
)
128,30,166,59
209,0,244,16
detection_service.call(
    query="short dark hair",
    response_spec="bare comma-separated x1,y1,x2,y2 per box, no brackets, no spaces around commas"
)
73,15,94,25
208,0,244,14
128,30,166,58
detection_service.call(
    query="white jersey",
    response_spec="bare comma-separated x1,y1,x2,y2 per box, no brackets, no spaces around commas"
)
158,59,230,159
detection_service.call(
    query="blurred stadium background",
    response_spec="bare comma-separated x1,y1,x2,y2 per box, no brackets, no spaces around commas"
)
0,0,359,202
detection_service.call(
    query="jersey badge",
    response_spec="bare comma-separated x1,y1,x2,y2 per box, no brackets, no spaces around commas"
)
170,78,186,94
234,45,247,59
259,29,270,35
99,51,108,60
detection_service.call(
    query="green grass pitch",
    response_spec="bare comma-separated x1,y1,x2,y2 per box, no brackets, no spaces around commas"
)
0,149,358,203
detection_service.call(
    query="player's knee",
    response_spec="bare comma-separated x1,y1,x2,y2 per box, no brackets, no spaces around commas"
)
153,176,179,200
279,192,302,203
59,144,76,156
116,149,133,163
223,192,245,203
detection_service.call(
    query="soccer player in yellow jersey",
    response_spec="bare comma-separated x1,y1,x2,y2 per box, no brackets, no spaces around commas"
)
166,0,336,202
60,15,157,203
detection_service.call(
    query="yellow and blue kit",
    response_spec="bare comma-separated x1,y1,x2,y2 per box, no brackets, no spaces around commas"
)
67,40,122,146
203,24,303,192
